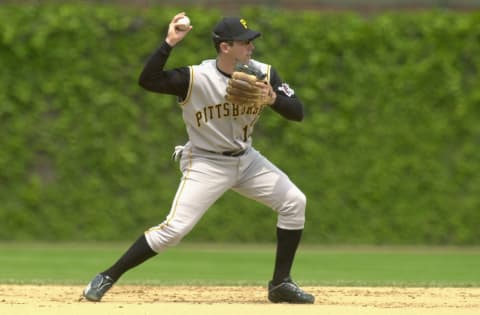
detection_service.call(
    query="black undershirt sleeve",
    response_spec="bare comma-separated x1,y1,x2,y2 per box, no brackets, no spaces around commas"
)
269,67,305,121
138,41,190,100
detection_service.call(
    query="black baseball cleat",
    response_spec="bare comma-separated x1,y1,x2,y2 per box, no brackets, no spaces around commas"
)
268,277,315,304
83,273,115,302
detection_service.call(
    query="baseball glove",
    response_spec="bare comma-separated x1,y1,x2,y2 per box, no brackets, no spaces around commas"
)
225,63,275,105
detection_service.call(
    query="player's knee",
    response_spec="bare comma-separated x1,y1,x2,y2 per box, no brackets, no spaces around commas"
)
292,190,307,224
294,190,307,212
145,222,194,252
286,188,306,214
277,188,306,229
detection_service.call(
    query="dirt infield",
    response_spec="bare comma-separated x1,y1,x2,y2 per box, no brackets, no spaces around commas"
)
1,285,479,315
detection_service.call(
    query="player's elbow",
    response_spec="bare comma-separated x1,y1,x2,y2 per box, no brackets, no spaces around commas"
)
138,73,150,90
293,109,304,122
138,69,158,91
286,99,305,121
138,77,158,93
290,105,304,122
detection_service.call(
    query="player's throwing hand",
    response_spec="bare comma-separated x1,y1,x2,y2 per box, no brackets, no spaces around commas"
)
166,12,192,47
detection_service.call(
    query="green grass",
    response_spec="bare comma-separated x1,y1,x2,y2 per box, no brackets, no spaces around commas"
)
0,242,479,286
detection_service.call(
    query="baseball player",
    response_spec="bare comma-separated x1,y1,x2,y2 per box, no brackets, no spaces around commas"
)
83,12,314,304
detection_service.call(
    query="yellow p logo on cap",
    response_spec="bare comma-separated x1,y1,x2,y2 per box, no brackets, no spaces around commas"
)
240,19,248,29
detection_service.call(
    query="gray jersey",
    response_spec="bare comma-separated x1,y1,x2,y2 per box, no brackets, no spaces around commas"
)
179,59,270,153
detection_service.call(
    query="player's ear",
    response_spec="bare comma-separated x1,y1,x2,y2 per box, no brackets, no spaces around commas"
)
219,41,233,53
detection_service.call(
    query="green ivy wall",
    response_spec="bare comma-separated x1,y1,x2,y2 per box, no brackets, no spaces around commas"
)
1,4,479,244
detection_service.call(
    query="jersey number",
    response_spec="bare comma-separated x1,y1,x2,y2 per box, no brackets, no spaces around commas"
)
243,125,249,142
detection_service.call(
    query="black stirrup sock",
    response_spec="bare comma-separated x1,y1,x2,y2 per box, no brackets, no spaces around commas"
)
271,227,303,285
102,234,157,282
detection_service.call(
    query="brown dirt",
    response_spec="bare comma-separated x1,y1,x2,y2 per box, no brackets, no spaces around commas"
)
1,285,479,315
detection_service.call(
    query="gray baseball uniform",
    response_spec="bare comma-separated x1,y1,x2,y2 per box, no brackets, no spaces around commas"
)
142,56,306,252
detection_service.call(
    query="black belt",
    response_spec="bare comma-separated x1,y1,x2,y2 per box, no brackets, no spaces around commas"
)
221,149,247,157
204,148,247,157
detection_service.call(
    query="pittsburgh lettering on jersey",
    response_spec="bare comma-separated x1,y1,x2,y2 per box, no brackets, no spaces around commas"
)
195,102,263,127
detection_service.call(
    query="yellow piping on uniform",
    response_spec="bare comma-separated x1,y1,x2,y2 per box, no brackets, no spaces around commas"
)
146,148,192,232
165,147,192,226
179,66,194,107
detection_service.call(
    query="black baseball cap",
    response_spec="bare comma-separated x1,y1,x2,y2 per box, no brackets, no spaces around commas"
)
212,17,261,42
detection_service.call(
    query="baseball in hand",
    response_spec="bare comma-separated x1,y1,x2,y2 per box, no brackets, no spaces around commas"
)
176,16,191,31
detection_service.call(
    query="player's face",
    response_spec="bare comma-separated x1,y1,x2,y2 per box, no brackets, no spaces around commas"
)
231,40,255,63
